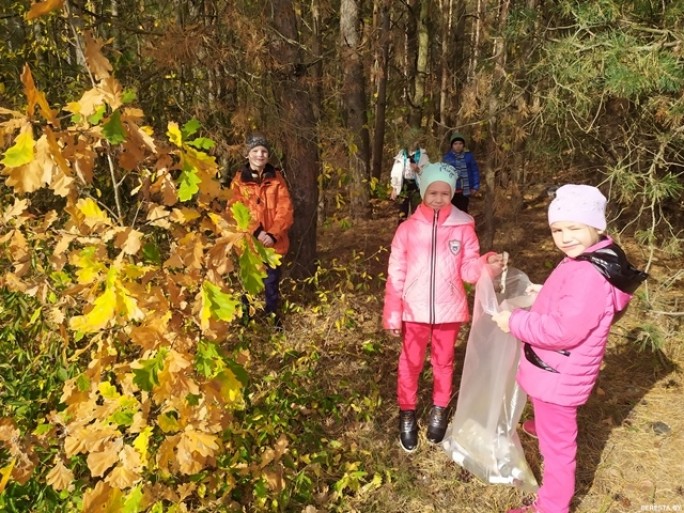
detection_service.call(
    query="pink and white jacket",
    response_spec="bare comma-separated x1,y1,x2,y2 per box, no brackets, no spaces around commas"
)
509,237,633,407
383,203,491,329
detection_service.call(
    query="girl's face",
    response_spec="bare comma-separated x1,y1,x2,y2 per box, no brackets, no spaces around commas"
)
247,146,269,171
550,221,602,258
423,181,452,210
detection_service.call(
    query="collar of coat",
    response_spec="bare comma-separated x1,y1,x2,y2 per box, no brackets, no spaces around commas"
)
574,237,648,294
413,203,474,226
240,163,277,183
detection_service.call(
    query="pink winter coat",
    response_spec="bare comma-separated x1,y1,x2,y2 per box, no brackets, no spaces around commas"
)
383,203,491,329
509,237,633,407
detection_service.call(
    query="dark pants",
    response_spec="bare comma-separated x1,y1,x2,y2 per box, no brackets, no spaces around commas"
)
398,180,420,220
451,192,470,213
264,265,282,314
241,265,282,321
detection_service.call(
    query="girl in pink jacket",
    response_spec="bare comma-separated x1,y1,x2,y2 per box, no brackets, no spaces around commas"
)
383,162,503,453
492,185,647,513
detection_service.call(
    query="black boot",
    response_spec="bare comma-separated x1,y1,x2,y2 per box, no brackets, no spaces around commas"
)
399,410,418,452
426,405,448,443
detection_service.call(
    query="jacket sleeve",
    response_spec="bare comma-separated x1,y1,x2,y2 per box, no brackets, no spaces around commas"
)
466,152,480,191
509,264,610,350
268,173,294,239
383,227,408,330
417,149,430,169
458,223,489,284
389,153,404,196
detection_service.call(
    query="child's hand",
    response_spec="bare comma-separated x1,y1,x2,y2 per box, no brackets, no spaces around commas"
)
486,252,505,277
387,329,402,337
491,310,512,333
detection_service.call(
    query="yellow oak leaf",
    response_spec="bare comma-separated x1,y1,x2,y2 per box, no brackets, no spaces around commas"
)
45,458,74,492
83,31,112,81
87,438,123,478
180,428,219,458
114,228,142,255
146,205,171,228
98,381,120,400
2,198,28,222
0,458,15,494
49,169,75,197
167,122,182,147
69,285,116,333
77,198,112,228
132,427,153,467
26,0,65,21
119,444,142,472
114,279,144,322
70,245,107,284
157,412,181,434
170,207,201,225
82,480,123,513
2,128,35,170
99,77,123,111
105,464,139,490
54,234,77,257
155,436,178,477
68,87,106,119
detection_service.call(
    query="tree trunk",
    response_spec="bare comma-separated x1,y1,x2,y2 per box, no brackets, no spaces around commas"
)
310,0,324,122
340,0,371,219
371,0,390,181
268,0,320,278
437,0,454,133
482,0,511,251
408,0,429,127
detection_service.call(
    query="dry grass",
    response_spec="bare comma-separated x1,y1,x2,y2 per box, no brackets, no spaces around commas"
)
282,189,684,513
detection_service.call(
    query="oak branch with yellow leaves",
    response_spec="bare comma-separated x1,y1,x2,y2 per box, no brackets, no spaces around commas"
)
0,19,284,513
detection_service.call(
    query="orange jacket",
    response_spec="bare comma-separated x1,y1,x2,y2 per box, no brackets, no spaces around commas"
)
229,164,294,256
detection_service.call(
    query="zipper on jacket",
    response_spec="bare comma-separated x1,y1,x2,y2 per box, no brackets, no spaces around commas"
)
429,209,438,324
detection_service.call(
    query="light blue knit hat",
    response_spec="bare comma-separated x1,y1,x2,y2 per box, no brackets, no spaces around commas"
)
419,162,457,199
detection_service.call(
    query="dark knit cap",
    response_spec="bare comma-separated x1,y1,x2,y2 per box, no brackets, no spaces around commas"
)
449,132,466,145
245,133,270,153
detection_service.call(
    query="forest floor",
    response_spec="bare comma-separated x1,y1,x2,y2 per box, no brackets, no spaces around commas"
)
275,184,684,513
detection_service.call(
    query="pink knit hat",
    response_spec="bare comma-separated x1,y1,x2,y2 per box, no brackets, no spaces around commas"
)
548,184,607,230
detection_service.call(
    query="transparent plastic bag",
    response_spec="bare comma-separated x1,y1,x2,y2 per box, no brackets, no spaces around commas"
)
441,267,538,491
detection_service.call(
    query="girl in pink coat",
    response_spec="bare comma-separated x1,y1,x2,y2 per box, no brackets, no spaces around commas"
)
492,184,647,513
383,162,503,453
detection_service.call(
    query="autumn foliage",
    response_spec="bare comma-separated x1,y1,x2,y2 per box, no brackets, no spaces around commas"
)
0,31,286,512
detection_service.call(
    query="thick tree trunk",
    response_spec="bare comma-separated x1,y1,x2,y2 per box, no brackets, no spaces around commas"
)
371,0,390,181
340,0,371,218
269,0,320,278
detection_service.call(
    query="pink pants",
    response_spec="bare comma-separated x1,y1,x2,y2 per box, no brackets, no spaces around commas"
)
397,322,460,410
532,397,578,513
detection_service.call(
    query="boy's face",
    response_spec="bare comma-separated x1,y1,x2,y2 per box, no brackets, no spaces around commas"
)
550,221,602,258
451,140,465,153
247,146,269,170
423,181,452,210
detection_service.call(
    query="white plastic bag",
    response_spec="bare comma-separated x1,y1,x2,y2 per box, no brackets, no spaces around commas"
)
441,267,538,491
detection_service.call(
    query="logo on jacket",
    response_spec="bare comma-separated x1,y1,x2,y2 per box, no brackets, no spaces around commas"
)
448,240,461,254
